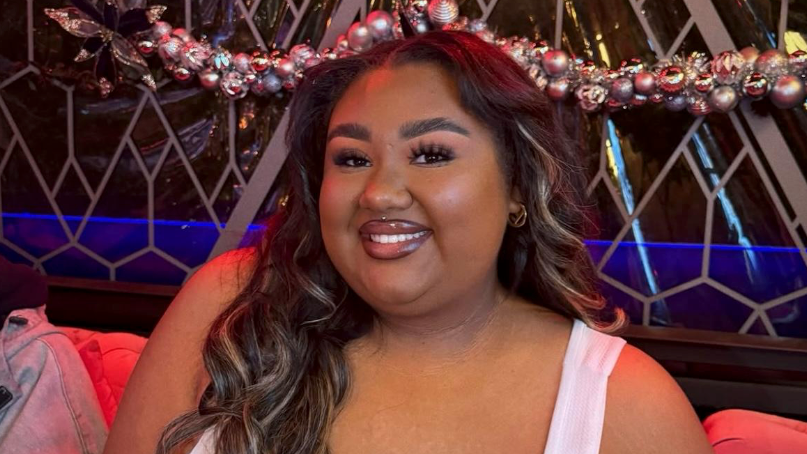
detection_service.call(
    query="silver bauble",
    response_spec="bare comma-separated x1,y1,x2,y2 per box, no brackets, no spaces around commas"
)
427,0,459,26
712,50,746,85
366,10,395,40
575,84,607,112
347,23,373,52
151,21,172,39
664,94,688,111
546,77,571,101
220,71,248,99
157,36,183,62
262,72,283,93
467,18,487,32
658,66,686,93
790,50,807,75
687,96,712,116
542,50,569,77
739,46,759,66
198,69,220,90
610,77,634,103
708,85,739,113
412,16,431,34
742,72,770,99
289,44,316,68
233,52,252,74
180,42,211,71
770,75,806,109
634,71,656,95
250,76,271,96
275,57,296,79
208,49,233,72
755,49,789,77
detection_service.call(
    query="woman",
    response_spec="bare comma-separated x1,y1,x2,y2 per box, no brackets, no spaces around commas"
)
104,31,713,454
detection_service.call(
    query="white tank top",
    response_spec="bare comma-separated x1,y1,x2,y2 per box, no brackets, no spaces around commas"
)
189,319,626,454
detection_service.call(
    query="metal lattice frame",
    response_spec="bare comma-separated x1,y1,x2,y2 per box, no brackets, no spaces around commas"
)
1,0,806,336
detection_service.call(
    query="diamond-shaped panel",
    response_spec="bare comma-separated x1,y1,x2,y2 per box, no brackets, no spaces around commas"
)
672,24,710,58
712,0,780,50
487,0,555,41
605,111,696,205
79,146,148,262
561,0,655,66
0,242,33,266
709,155,807,301
132,99,171,173
116,251,186,285
745,316,769,336
687,113,744,191
589,181,625,241
55,166,92,234
1,147,69,257
767,296,807,338
650,284,754,332
74,90,142,189
640,0,690,55
43,247,108,279
154,148,218,267
213,171,243,225
1,75,68,189
599,280,644,325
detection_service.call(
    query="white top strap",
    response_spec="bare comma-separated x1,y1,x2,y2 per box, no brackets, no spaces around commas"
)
543,319,626,454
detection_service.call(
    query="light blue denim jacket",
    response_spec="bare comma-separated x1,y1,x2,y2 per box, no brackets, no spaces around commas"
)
0,307,108,453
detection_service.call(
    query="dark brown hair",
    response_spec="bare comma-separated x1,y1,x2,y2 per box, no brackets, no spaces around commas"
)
158,30,623,454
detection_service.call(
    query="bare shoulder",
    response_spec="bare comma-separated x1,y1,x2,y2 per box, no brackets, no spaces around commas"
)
103,247,258,454
600,344,714,454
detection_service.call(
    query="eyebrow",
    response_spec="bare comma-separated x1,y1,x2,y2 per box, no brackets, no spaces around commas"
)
399,117,471,139
326,117,471,143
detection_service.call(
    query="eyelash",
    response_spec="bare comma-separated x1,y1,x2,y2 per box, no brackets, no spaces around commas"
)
333,142,456,168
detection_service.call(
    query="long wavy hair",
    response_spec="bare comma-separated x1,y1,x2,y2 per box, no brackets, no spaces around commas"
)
157,30,625,454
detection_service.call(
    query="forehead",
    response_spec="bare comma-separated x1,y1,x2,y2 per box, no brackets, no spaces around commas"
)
329,63,476,133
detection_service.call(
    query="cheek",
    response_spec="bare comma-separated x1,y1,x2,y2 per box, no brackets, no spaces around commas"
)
319,174,360,250
425,167,509,255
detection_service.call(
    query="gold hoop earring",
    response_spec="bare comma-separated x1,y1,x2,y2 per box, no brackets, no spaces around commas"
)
508,204,527,228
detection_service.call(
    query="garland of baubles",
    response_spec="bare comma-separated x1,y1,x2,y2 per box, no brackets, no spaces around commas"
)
45,0,807,114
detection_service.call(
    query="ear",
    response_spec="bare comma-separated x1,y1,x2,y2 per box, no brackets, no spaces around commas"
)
508,186,523,214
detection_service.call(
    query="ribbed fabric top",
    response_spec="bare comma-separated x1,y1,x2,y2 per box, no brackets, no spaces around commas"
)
543,319,627,454
189,319,626,454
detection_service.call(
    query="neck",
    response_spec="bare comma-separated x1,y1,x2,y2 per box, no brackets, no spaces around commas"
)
363,276,512,366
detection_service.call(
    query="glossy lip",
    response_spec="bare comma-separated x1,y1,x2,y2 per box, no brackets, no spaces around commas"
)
359,219,432,260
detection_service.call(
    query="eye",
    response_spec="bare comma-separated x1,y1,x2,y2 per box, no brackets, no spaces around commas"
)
333,150,371,167
410,142,455,165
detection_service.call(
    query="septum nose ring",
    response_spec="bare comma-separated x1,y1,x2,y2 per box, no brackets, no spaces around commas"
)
381,216,387,221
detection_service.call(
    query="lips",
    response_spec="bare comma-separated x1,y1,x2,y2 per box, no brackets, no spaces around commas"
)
359,219,432,260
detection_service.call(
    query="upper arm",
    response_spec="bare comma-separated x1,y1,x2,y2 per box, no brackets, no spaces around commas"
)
600,344,714,454
103,248,257,454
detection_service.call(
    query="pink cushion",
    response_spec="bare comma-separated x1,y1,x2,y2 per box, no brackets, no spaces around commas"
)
61,328,147,427
705,409,807,454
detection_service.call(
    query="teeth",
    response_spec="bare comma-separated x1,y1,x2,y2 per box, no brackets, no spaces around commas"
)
369,231,427,244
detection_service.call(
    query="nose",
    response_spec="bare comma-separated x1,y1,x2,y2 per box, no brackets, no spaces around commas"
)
358,163,413,214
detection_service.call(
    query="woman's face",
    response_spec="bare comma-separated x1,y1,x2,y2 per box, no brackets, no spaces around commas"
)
320,62,520,317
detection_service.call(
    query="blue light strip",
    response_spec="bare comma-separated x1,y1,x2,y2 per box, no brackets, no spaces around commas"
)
3,212,805,252
1,213,264,230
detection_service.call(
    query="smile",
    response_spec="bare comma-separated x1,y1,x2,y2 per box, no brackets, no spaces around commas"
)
358,219,433,260
369,232,429,243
